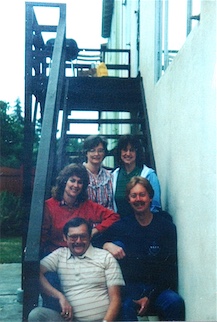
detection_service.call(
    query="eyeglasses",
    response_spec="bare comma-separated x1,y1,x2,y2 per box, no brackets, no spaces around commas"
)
88,148,105,154
67,234,89,242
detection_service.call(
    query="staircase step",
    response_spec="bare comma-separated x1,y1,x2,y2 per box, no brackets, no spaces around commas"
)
66,134,144,140
66,118,144,124
66,77,142,112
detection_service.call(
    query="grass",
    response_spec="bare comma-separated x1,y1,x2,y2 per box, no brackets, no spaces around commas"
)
0,236,22,263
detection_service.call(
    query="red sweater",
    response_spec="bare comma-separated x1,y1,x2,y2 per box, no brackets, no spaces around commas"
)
41,198,120,253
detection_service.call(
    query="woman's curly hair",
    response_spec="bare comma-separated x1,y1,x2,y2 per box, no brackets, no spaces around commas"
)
51,163,89,204
116,134,145,168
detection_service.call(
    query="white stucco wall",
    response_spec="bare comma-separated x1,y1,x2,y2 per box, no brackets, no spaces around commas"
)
108,0,216,319
139,1,216,320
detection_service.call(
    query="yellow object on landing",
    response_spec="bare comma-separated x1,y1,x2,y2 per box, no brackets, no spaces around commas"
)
96,62,108,77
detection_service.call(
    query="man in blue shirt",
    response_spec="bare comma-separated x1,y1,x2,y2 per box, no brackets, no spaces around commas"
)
100,176,185,321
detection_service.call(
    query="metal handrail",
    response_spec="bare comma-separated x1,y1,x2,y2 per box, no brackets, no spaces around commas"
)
73,47,131,77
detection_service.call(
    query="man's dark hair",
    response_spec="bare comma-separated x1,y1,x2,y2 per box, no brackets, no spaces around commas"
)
63,217,92,237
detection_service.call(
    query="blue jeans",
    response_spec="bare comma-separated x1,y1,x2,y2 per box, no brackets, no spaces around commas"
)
120,283,185,321
41,272,62,313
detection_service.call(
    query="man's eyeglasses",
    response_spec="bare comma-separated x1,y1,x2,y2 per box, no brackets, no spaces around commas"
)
67,234,89,242
88,148,105,154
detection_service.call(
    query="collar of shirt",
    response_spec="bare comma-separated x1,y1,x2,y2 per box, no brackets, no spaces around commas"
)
86,166,103,177
86,166,102,176
86,167,112,187
59,199,79,208
121,166,141,177
60,200,68,206
67,244,95,260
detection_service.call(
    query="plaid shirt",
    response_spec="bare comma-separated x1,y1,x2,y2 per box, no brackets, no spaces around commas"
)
87,167,114,210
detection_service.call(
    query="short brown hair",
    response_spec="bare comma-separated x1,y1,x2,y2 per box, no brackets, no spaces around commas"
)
83,135,108,154
126,176,154,200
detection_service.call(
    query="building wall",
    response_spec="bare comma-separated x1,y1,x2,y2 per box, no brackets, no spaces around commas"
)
139,1,216,320
108,0,216,320
107,0,139,77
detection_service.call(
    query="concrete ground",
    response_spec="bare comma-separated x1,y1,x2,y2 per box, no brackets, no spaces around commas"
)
0,263,23,322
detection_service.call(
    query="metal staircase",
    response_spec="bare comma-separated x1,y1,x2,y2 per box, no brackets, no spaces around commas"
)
22,2,155,320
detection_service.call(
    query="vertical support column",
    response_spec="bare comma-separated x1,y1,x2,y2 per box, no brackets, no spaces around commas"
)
23,3,66,320
56,78,69,173
22,3,35,295
163,0,169,71
154,0,163,82
23,3,34,211
186,0,193,36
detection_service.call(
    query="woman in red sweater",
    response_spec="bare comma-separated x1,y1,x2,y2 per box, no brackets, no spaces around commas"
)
41,163,119,255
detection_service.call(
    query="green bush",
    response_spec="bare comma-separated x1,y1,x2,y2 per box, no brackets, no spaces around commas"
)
0,191,25,236
0,237,22,263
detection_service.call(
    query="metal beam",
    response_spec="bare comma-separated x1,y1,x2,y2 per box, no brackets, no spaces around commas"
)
23,3,66,320
66,118,145,124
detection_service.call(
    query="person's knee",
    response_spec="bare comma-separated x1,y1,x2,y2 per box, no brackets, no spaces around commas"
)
175,294,185,308
174,295,185,318
167,291,185,310
28,307,61,322
155,290,185,320
28,307,42,321
169,295,185,320
157,289,183,305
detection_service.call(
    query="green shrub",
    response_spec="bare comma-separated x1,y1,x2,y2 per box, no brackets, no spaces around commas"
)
0,237,22,263
0,191,25,236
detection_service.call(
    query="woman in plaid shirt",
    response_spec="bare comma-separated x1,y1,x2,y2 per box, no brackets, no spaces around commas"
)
83,135,114,210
